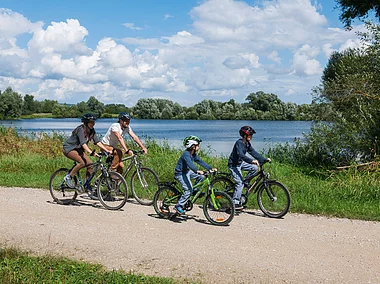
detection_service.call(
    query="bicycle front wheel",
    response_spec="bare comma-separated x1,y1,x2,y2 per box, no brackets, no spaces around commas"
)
153,185,180,218
97,171,128,210
257,180,291,218
49,168,77,205
210,176,235,197
131,167,159,206
203,191,235,226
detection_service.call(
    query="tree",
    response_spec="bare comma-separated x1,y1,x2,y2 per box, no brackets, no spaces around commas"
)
308,22,380,165
0,87,23,119
86,96,105,117
335,0,380,28
22,94,38,115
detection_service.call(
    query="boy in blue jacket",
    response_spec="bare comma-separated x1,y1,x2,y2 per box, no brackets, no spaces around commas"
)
174,135,216,214
228,126,270,210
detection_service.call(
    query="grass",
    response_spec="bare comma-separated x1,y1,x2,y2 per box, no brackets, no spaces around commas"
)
0,247,178,284
0,125,379,221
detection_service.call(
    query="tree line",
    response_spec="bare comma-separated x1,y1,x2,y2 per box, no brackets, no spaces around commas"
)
0,88,328,121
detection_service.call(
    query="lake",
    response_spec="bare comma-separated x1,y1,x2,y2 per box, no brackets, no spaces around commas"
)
0,118,311,156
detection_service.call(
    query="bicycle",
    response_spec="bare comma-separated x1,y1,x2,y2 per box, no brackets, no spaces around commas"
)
153,171,235,226
121,149,159,206
49,152,129,210
210,161,291,218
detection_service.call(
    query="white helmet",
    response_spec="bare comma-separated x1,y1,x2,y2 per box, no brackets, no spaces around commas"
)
183,135,202,149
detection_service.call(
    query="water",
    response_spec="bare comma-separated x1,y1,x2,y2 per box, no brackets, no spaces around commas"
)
0,118,311,156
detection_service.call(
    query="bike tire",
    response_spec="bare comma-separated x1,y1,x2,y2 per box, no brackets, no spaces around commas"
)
203,191,235,226
210,176,235,197
97,171,128,210
131,167,159,206
257,180,291,218
49,168,77,205
153,185,180,218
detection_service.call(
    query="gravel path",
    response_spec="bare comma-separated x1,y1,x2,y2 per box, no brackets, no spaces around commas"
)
0,186,379,283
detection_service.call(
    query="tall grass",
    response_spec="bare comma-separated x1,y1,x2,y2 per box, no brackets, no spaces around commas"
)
0,247,177,284
0,126,379,221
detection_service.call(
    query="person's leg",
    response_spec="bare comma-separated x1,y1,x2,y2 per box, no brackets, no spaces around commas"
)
229,166,244,207
241,161,258,181
113,148,124,174
175,172,193,212
189,170,205,188
64,149,91,188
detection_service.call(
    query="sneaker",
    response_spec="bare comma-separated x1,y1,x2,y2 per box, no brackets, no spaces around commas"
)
234,203,244,211
86,186,98,200
175,204,185,215
64,174,75,188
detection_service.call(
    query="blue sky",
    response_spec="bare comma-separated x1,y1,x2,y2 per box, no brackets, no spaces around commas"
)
0,0,372,106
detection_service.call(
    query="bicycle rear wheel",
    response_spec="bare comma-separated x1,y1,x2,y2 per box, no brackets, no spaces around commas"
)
131,167,159,206
49,168,77,205
203,191,235,226
97,171,128,210
257,180,291,218
153,185,180,218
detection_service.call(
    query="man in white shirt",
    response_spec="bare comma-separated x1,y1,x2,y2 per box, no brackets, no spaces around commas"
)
102,112,148,173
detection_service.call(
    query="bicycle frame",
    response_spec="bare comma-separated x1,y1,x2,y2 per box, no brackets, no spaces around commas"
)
68,153,110,192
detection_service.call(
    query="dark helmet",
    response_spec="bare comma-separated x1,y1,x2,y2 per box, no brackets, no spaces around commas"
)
183,135,202,149
239,126,256,137
81,113,97,124
118,112,131,121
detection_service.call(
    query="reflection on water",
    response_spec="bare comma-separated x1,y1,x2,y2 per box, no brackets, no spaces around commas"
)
0,118,311,156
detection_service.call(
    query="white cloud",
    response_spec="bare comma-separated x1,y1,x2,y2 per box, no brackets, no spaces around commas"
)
123,23,143,31
0,1,365,105
164,14,173,20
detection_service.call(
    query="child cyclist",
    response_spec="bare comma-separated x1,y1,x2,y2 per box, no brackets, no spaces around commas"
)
228,126,271,211
174,135,217,214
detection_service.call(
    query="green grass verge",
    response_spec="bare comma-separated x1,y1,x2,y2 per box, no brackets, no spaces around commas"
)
0,247,179,284
1,126,379,222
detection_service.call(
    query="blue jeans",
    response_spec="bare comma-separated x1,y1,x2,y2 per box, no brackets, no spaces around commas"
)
229,161,258,205
175,170,205,208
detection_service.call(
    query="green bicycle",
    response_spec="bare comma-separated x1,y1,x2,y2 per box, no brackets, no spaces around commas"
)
210,160,291,218
153,171,235,226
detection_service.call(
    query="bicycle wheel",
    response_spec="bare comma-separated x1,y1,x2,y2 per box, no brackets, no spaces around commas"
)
257,180,291,218
97,171,128,210
153,185,180,218
210,176,235,197
203,191,235,226
131,167,159,206
49,168,77,205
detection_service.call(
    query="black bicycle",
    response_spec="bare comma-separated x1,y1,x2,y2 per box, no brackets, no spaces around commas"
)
121,149,159,206
210,161,291,218
49,152,129,210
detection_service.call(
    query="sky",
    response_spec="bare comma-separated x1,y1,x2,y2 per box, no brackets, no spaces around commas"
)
0,0,372,107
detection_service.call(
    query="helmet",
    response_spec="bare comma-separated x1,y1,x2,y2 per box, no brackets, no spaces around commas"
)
239,126,256,137
183,135,202,149
118,112,131,121
81,113,97,123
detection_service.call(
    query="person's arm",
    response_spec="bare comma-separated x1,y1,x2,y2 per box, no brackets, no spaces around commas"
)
93,133,112,156
236,140,254,164
128,128,148,154
247,143,267,164
194,155,212,171
113,130,133,156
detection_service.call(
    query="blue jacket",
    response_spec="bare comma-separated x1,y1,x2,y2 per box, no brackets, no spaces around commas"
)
228,138,266,167
175,150,212,176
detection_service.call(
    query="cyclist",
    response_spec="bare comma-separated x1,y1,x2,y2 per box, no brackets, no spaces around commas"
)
228,126,271,211
101,112,148,174
174,135,217,214
63,113,112,191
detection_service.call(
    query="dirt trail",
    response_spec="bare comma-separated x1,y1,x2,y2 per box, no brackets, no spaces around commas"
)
0,186,379,283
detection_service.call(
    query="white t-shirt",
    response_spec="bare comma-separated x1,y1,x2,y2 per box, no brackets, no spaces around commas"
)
102,122,131,148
